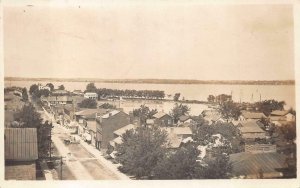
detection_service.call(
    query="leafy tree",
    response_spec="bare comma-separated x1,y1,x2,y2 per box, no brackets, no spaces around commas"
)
170,103,190,124
115,127,168,179
219,101,241,121
22,87,28,102
280,122,296,142
153,144,200,179
255,100,285,116
15,103,42,128
200,153,232,179
37,120,53,158
46,83,54,91
86,82,97,92
173,93,181,101
78,98,97,109
133,105,157,125
58,85,65,90
99,103,116,109
29,84,39,95
207,95,215,103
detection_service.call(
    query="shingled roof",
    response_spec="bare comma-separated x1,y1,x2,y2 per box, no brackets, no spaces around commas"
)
5,128,38,161
270,110,289,116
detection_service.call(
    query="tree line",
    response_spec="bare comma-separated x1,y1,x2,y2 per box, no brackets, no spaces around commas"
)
85,83,165,100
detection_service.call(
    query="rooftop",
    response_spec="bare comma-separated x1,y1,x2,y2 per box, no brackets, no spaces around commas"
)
102,110,121,118
114,124,137,136
230,152,287,177
239,121,265,133
5,128,38,161
241,111,266,119
153,112,169,119
270,110,289,116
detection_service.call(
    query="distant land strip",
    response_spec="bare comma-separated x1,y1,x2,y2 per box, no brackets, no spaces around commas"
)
4,77,295,85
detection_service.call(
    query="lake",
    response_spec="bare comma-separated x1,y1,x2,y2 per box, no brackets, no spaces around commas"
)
5,80,296,114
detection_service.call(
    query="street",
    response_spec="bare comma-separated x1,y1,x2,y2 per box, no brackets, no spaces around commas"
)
41,110,129,180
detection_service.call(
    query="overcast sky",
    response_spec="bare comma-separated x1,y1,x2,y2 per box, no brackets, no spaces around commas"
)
3,3,295,80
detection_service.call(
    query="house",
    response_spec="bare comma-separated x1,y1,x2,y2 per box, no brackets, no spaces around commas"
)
153,112,173,127
270,110,295,122
84,92,98,100
238,111,267,121
238,120,266,140
201,110,223,125
161,127,193,149
178,115,192,124
38,83,51,91
229,152,288,178
96,110,130,149
113,124,137,137
46,96,73,106
85,120,97,146
5,128,38,180
52,89,69,96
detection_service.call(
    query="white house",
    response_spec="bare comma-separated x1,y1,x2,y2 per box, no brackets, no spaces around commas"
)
270,110,295,122
84,92,98,99
38,83,51,91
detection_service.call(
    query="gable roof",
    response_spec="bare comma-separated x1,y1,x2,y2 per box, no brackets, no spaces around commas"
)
153,112,170,119
113,124,136,136
47,96,72,102
241,111,266,119
239,121,265,133
5,128,38,161
230,152,287,177
270,110,289,116
179,115,190,122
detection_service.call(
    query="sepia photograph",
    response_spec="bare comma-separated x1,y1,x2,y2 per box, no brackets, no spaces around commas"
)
1,0,299,185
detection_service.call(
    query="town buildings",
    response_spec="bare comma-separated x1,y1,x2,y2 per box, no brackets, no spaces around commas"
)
84,92,98,99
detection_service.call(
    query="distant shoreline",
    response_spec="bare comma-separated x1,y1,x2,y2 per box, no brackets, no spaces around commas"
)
4,77,295,85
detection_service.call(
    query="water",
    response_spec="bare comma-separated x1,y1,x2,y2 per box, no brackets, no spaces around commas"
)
5,80,296,113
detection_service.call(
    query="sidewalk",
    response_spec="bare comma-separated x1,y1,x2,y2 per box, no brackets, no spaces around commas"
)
73,134,130,180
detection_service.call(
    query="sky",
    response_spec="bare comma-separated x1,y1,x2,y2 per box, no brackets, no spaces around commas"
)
3,3,295,80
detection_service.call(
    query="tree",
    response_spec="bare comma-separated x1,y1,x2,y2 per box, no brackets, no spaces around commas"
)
99,103,116,109
86,82,97,92
153,144,201,179
115,127,168,179
207,95,215,103
133,105,158,125
200,152,232,179
37,120,53,158
15,103,42,128
78,98,97,109
219,101,241,121
170,103,190,124
29,84,39,95
280,122,296,142
173,93,181,101
255,100,285,116
22,87,28,102
46,83,54,91
58,85,65,90
215,94,232,104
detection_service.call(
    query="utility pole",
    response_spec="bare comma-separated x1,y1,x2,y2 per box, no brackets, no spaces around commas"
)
60,156,63,180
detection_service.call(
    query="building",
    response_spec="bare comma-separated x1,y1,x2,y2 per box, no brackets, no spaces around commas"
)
52,89,69,96
201,110,224,125
238,120,266,141
270,110,295,123
178,115,192,124
38,83,51,91
96,110,130,149
239,111,267,121
84,92,98,100
73,90,84,96
161,127,193,149
113,123,137,137
5,128,38,180
230,152,288,178
45,96,73,106
153,112,173,127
